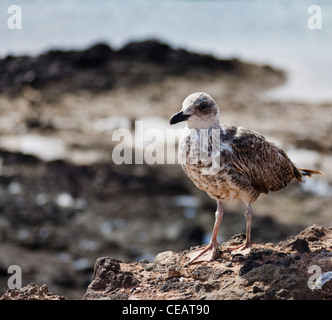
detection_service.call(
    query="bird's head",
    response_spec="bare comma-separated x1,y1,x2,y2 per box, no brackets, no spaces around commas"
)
169,92,220,129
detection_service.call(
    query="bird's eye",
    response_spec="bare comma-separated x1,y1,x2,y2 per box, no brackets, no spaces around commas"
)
198,102,208,110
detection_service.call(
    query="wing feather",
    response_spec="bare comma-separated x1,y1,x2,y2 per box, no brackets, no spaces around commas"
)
229,127,301,194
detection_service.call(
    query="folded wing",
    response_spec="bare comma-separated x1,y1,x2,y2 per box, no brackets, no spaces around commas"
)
229,127,302,194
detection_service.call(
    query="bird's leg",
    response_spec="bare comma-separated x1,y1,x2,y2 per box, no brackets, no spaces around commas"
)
228,203,252,256
186,201,223,265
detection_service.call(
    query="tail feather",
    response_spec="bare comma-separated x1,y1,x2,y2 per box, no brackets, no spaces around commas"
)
300,168,324,177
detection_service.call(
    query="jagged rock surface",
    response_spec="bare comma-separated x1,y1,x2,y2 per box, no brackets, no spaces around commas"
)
1,226,331,301
0,283,65,300
82,225,331,300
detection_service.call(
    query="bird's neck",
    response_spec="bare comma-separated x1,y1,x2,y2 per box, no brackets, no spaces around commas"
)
186,120,221,130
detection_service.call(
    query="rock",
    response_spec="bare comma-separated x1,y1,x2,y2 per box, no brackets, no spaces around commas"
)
1,225,331,300
73,43,113,68
287,238,310,253
298,225,328,242
191,266,217,281
83,257,139,300
167,265,182,278
78,225,331,300
118,40,172,63
239,260,262,276
252,284,264,293
0,40,285,94
0,283,65,300
154,251,178,265
281,225,331,252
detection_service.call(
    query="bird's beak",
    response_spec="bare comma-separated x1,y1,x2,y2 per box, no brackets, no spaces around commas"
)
169,111,190,125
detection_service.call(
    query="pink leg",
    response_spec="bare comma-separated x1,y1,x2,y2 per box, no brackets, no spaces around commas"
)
228,203,252,256
186,201,223,265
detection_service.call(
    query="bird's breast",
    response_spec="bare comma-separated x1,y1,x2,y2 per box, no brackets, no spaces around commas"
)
179,129,242,201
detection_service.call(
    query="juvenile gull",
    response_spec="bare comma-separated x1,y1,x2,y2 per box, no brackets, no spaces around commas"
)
170,92,323,264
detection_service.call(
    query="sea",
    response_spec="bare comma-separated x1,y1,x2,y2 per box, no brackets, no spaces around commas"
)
0,0,331,102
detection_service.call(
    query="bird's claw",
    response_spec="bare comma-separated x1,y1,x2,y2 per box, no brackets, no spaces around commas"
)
228,242,251,256
185,243,219,265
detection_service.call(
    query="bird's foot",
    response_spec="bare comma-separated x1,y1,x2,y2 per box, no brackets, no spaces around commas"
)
186,242,219,265
228,242,251,256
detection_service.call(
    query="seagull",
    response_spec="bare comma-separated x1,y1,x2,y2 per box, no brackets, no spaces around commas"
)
169,92,323,264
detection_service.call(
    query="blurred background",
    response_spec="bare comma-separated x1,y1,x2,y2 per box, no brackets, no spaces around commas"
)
0,0,331,298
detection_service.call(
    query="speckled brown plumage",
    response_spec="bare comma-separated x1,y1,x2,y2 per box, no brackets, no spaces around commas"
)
170,92,323,264
179,124,306,203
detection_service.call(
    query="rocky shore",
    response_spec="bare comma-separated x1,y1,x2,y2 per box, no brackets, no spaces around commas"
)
0,40,285,95
0,40,331,299
1,225,331,300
